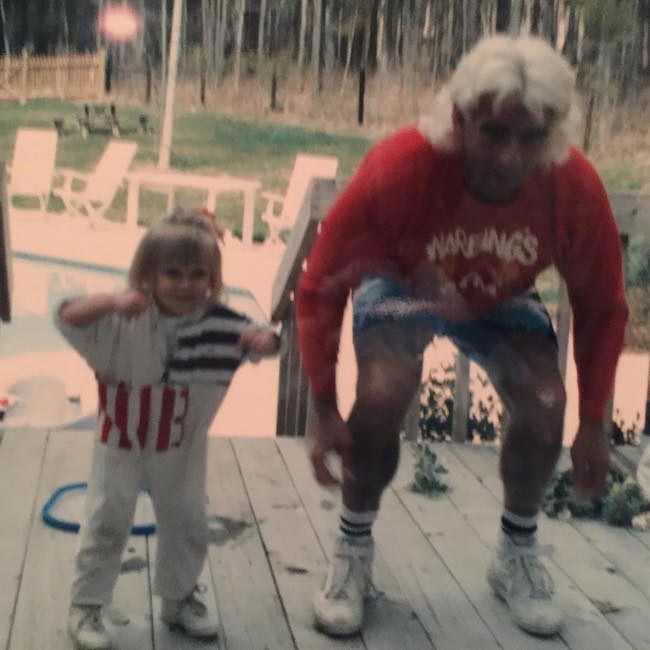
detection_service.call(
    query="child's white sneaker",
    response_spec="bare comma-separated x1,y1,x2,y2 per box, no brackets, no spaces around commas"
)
67,604,112,650
160,585,219,639
487,535,562,636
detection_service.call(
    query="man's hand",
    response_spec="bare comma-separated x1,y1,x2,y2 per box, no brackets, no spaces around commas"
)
114,290,151,319
570,420,611,501
309,399,353,487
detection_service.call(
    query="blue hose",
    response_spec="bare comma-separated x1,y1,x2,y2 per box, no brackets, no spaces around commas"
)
41,482,156,535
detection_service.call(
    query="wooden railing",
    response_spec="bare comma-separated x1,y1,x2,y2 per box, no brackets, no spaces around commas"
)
0,51,105,102
273,179,650,440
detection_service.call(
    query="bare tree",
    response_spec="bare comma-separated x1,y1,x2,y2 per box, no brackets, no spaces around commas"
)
496,0,510,32
0,0,10,56
234,0,245,90
257,0,267,72
311,0,322,92
298,0,308,69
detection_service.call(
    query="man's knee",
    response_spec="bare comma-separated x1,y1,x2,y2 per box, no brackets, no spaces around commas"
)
508,379,566,451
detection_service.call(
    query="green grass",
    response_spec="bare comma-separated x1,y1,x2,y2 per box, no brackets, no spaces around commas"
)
1,98,372,238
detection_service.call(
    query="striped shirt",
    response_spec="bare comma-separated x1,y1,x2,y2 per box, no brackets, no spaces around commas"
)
56,301,262,451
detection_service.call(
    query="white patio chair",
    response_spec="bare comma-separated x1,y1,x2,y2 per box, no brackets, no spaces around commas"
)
260,154,338,243
7,128,58,213
53,139,137,226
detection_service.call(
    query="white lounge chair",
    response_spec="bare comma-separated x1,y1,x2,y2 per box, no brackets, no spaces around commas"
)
260,154,338,243
53,139,137,226
7,128,58,213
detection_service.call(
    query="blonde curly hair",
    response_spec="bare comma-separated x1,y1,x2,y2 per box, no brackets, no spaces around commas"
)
419,35,581,167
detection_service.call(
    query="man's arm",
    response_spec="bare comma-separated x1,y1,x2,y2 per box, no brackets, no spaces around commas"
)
554,150,629,496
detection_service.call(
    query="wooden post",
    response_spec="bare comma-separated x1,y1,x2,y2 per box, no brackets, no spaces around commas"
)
145,52,152,103
104,46,112,94
0,162,11,322
357,66,365,125
20,48,28,104
402,389,421,440
451,352,470,442
270,67,277,110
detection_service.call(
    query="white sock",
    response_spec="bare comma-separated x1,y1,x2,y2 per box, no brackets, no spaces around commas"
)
500,509,538,546
339,505,377,543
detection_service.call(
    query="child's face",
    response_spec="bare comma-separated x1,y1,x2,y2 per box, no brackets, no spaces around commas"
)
153,262,214,316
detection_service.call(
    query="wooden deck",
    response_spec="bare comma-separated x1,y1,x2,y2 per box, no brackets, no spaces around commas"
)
2,430,650,649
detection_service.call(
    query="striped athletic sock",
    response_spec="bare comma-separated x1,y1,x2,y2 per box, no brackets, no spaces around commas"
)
339,506,377,543
500,509,538,545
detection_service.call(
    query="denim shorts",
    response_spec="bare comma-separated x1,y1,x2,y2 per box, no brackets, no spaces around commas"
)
352,275,557,372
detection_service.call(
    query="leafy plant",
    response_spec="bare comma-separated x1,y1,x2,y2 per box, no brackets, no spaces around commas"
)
419,363,502,443
543,467,649,527
410,441,449,497
611,409,643,446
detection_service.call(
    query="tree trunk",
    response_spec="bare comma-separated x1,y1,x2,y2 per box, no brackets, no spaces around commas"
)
298,0,308,69
496,0,510,32
311,0,322,93
62,0,69,52
215,0,227,79
135,0,145,59
340,6,357,94
161,0,168,98
234,0,245,90
0,0,9,59
257,0,267,72
530,0,540,35
201,0,210,104
509,0,523,35
562,2,578,65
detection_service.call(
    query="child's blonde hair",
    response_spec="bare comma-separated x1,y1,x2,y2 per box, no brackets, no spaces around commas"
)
129,207,223,299
419,35,580,167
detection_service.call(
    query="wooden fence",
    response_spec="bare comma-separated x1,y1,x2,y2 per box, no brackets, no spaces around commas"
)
272,178,650,443
0,51,105,102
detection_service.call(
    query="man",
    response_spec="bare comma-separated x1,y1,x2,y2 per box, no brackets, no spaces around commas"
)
295,35,629,638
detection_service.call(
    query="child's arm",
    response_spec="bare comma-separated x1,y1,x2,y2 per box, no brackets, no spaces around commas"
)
237,324,282,358
59,290,151,327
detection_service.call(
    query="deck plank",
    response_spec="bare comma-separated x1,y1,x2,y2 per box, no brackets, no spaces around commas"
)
276,437,435,650
371,463,501,649
391,442,567,650
9,430,153,650
232,437,364,649
0,428,48,650
447,443,647,649
205,438,295,650
149,547,220,650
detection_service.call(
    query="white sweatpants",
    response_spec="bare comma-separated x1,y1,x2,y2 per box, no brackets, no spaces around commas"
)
70,427,208,606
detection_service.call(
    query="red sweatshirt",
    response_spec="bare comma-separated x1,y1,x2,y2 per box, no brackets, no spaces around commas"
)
296,126,629,423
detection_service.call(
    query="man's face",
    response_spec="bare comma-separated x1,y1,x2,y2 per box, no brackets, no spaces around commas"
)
458,95,550,203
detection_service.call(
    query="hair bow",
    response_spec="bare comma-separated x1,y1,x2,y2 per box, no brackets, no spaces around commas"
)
197,208,226,243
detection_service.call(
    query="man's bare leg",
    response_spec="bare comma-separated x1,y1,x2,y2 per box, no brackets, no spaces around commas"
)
486,331,566,637
313,325,421,636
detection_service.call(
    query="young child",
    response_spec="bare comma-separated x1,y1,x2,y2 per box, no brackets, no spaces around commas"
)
57,208,280,650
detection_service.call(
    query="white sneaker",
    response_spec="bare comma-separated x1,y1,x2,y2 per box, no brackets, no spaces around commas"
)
67,605,112,650
487,535,563,636
161,585,219,639
313,535,375,636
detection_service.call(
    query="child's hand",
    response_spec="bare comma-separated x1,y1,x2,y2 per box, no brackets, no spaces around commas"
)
237,326,279,356
114,290,151,319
